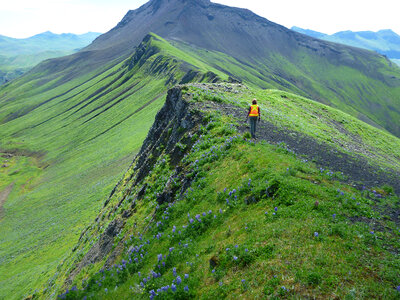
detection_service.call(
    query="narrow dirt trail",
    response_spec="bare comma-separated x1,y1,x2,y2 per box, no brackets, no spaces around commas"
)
197,100,400,194
0,183,14,219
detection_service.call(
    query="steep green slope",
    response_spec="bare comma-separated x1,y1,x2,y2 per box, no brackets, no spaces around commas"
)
168,39,400,137
82,0,400,138
0,34,226,299
1,32,400,299
44,84,400,299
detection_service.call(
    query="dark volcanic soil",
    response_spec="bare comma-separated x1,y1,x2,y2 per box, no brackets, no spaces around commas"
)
195,99,400,195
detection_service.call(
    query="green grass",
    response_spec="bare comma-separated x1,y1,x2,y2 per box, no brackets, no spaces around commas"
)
186,84,400,172
0,35,208,299
171,39,400,138
47,97,400,299
1,33,400,299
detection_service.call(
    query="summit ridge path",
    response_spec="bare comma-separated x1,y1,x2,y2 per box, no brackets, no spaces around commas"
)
196,100,400,195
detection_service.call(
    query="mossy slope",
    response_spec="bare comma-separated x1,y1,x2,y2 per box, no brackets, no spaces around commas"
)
45,84,400,299
0,34,224,299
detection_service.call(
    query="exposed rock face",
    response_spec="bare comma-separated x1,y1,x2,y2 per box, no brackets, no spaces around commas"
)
62,83,400,288
66,218,124,284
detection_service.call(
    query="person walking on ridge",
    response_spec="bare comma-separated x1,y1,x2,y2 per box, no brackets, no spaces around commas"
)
246,99,261,139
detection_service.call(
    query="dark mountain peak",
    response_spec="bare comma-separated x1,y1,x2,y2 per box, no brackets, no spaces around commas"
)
87,0,277,59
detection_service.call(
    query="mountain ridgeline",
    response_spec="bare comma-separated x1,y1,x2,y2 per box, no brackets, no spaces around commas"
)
8,0,400,137
44,83,400,298
0,0,400,298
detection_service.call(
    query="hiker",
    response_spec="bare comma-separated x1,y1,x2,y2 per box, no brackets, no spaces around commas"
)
246,99,260,139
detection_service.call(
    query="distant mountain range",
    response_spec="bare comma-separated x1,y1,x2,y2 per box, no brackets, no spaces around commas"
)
0,31,101,84
292,27,400,65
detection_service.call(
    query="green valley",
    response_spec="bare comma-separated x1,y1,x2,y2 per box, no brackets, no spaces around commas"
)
0,0,399,298
0,34,219,299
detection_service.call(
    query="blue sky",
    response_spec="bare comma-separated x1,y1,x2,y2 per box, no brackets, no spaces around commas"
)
1,0,399,38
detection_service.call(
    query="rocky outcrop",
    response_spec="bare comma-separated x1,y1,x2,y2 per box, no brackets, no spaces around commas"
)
63,83,400,288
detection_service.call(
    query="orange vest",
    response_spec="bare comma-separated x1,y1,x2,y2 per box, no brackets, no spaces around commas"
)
249,104,259,117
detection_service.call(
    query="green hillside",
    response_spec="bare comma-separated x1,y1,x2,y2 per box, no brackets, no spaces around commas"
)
0,33,399,299
168,39,400,138
0,34,224,299
0,32,101,85
42,83,400,299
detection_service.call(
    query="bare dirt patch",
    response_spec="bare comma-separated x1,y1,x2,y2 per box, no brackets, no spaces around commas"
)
0,183,14,219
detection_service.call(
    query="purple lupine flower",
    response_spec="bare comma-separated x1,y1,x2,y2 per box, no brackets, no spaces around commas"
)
245,248,249,252
104,288,108,293
173,267,177,276
184,285,189,292
219,209,223,213
274,207,278,212
171,284,177,292
396,285,400,292
184,274,189,279
332,213,336,219
169,247,174,252
158,254,163,261
202,212,207,216
314,232,319,237
233,256,238,261
241,279,246,284
176,276,182,285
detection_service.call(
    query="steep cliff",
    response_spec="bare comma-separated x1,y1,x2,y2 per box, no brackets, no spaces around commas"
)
43,83,400,299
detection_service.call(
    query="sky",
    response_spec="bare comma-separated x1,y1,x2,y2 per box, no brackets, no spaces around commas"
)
0,0,399,38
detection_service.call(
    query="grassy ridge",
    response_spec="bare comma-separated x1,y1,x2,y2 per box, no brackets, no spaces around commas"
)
188,85,400,171
1,33,399,299
47,86,400,299
170,39,400,137
0,34,215,299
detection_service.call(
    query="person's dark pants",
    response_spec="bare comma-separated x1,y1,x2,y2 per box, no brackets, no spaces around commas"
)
249,116,258,138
